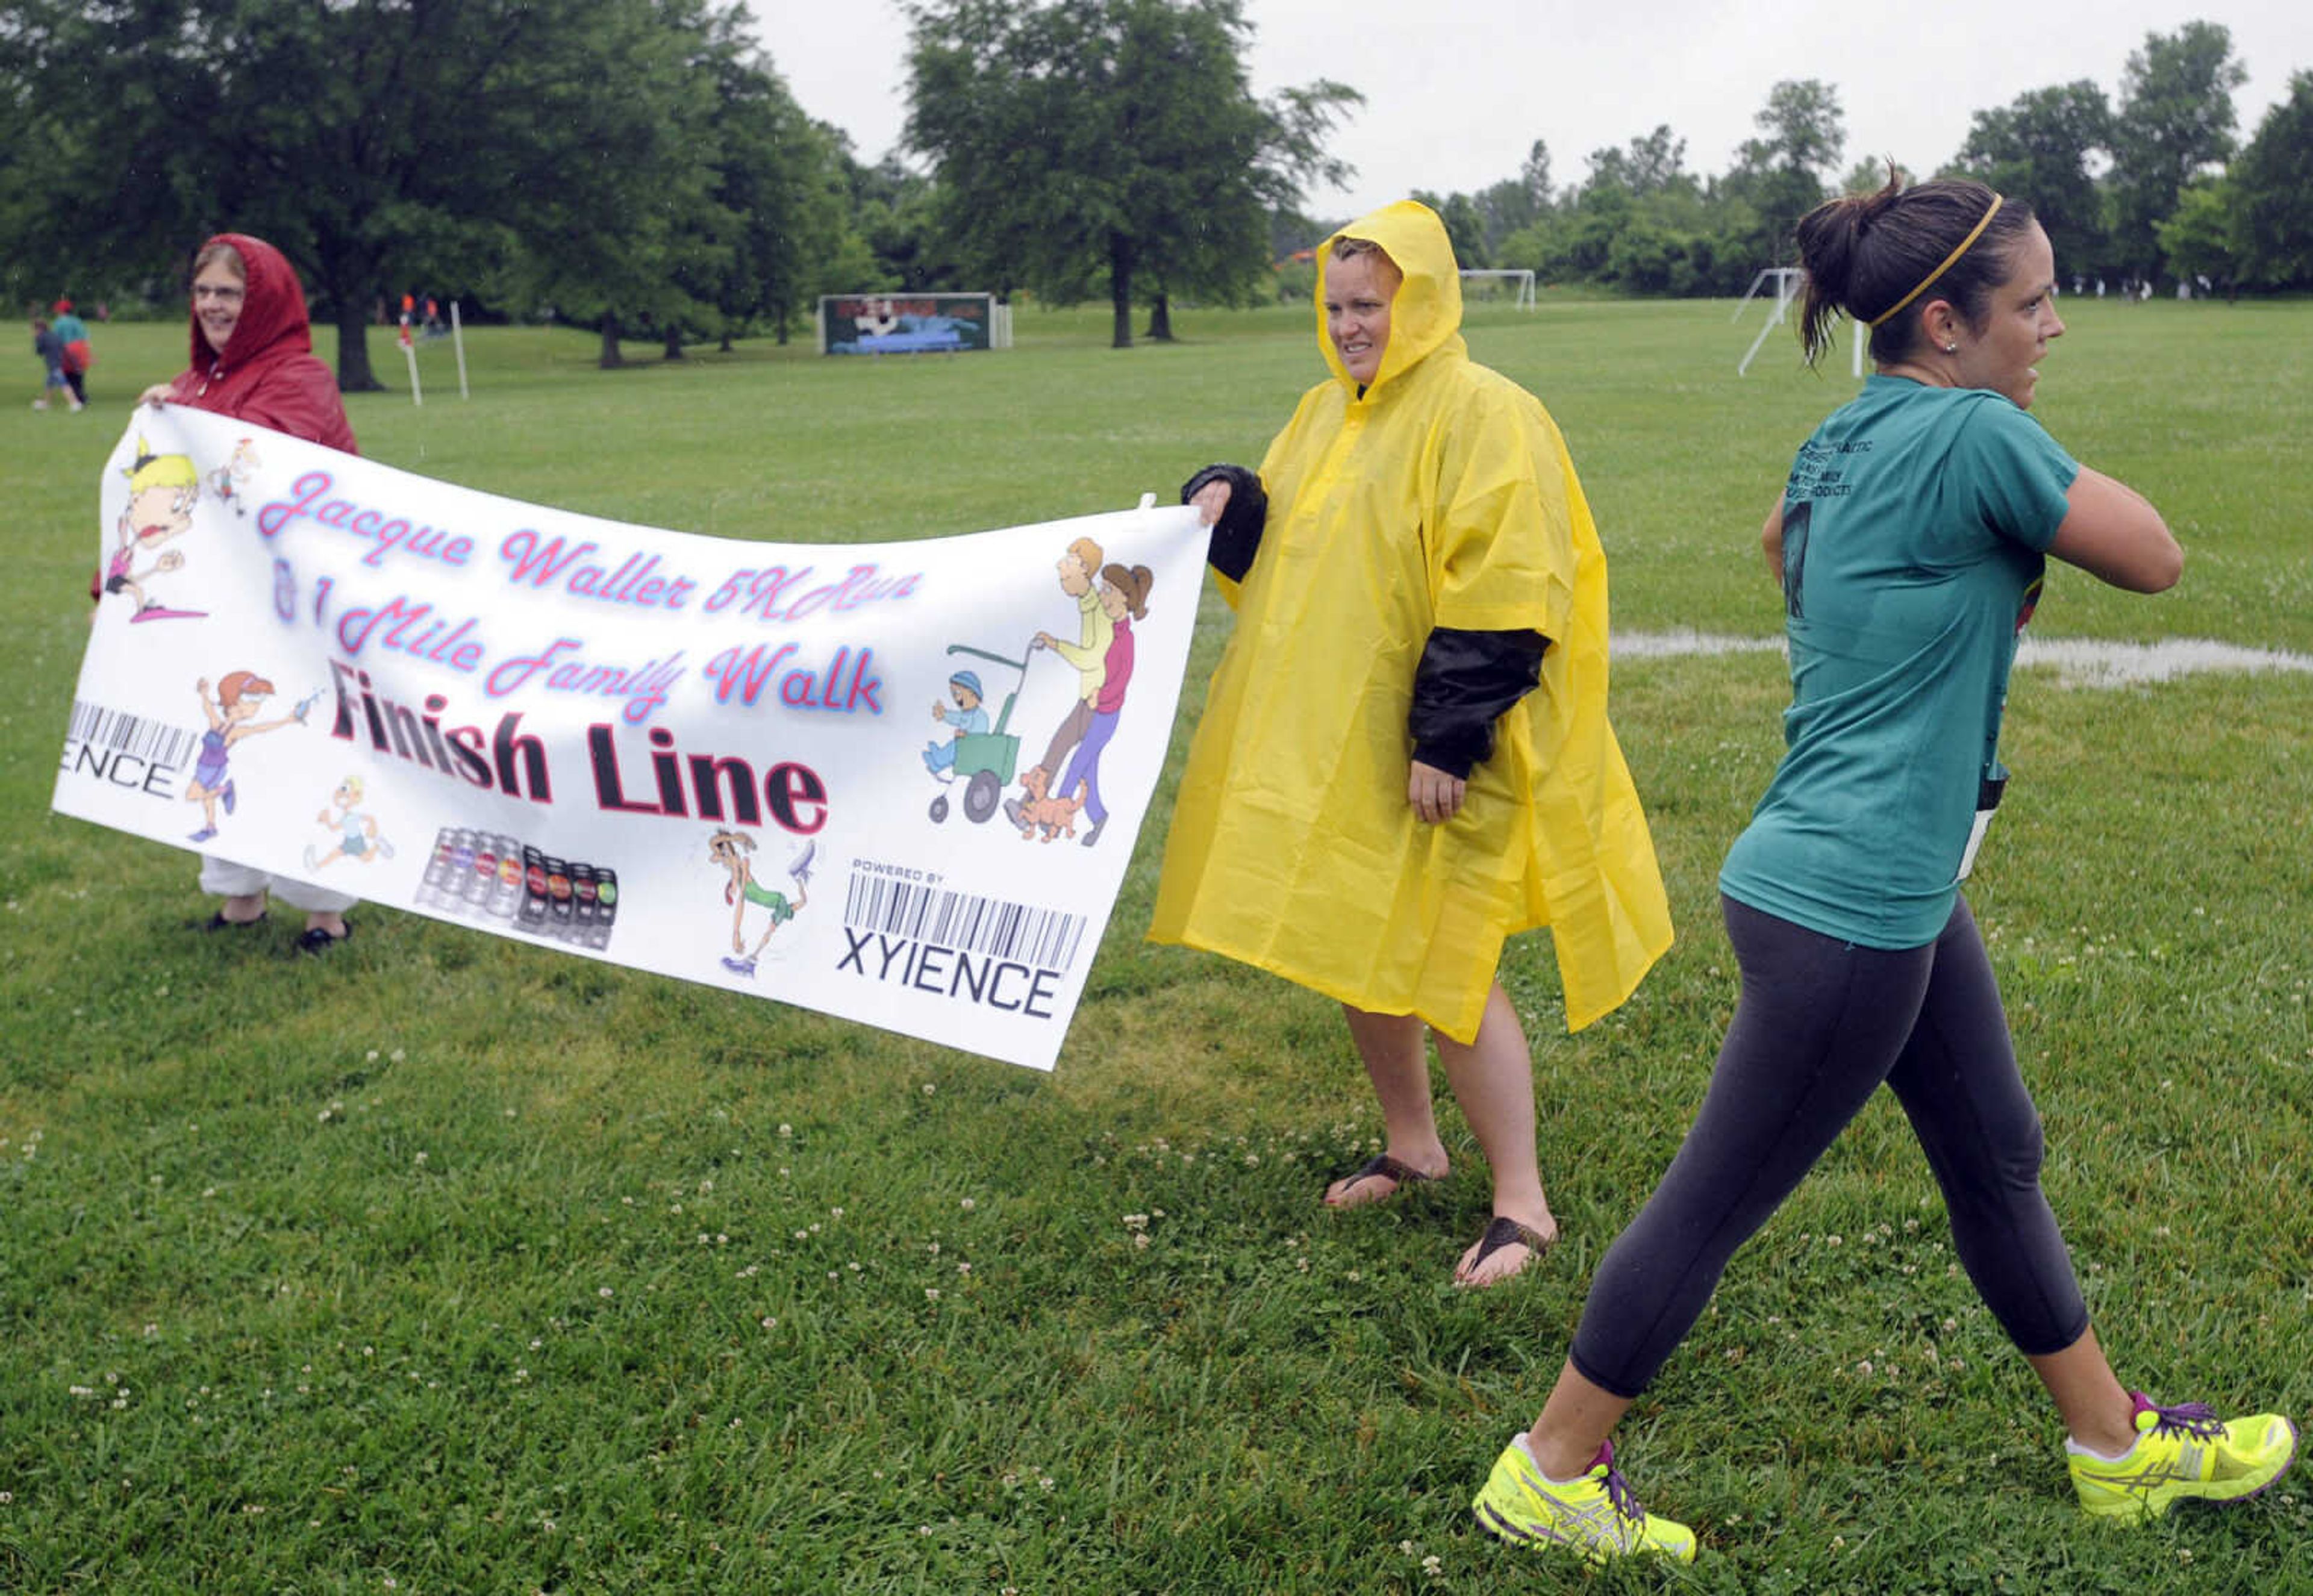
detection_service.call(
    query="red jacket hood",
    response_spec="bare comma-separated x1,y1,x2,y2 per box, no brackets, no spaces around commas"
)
169,232,358,454
186,232,315,373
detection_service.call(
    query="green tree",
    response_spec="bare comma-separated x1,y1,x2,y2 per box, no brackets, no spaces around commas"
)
1,0,743,390
677,50,862,350
2226,70,2313,290
904,0,1358,348
1951,81,2112,279
1725,79,1846,267
1412,190,1493,269
2156,178,2237,290
2108,22,2247,282
1473,140,1553,256
843,151,967,293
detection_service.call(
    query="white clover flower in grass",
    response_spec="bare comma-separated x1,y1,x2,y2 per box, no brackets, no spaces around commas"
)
598,1287,613,1299
960,1197,975,1211
779,1124,792,1136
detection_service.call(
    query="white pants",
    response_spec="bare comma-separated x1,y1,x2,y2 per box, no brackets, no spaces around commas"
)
200,854,358,914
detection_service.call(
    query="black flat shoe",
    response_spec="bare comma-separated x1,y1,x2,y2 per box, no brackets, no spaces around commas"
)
294,923,353,956
199,910,267,932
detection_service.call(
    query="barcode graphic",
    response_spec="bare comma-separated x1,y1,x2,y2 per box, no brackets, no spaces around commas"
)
844,872,1090,971
69,700,198,772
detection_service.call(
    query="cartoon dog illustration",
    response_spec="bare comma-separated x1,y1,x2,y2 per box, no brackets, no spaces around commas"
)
1014,765,1084,843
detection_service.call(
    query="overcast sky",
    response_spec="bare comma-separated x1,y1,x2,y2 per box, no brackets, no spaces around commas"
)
755,0,2308,219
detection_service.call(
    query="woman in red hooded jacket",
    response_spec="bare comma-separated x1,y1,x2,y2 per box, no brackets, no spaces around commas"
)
137,233,363,951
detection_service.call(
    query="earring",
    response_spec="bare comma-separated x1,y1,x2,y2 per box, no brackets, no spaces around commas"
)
1943,342,1958,354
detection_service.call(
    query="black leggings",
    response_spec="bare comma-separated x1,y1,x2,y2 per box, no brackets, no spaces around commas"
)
1570,895,2090,1400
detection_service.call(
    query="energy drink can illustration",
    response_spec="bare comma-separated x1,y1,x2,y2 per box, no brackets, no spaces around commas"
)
519,844,552,932
587,867,619,949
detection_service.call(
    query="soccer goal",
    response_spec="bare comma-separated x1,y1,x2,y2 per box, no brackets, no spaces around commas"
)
1458,269,1536,310
1734,267,1865,377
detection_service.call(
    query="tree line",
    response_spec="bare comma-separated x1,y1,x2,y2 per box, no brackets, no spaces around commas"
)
1,0,867,387
4,2,2303,393
1417,22,2310,302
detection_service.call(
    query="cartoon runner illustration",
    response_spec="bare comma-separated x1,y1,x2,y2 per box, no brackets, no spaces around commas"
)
303,775,392,870
184,670,310,842
923,670,989,778
208,438,260,517
709,831,816,977
106,437,204,621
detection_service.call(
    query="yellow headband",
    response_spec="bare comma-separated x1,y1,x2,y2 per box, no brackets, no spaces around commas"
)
1867,195,2003,328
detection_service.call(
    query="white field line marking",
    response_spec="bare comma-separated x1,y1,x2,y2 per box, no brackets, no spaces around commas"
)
1613,632,2313,689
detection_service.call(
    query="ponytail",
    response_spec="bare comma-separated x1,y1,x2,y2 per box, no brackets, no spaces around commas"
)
1794,167,2034,367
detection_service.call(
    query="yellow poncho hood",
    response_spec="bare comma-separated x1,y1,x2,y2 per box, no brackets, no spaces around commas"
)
1151,199,1672,1038
1316,200,1466,399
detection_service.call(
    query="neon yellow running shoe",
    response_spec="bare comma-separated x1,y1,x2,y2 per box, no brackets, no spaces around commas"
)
2068,1392,2300,1523
1472,1433,1697,1563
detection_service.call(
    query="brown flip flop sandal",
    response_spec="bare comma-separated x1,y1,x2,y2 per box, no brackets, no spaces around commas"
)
1324,1151,1443,1207
1458,1215,1558,1288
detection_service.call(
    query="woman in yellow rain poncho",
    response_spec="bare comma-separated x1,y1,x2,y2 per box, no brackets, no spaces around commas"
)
1151,199,1672,1286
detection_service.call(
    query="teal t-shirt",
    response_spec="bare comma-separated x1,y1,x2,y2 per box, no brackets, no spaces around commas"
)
1720,377,2079,948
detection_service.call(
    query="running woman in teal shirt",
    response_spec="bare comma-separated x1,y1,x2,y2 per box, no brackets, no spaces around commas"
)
1472,175,2297,1563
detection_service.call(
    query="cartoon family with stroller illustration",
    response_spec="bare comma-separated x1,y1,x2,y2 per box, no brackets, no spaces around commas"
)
928,533,1153,849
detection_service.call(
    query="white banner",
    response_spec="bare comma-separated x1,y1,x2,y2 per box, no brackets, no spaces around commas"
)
57,409,1205,1071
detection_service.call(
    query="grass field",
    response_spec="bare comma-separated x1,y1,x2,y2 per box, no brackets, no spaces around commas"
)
3,295,2310,1594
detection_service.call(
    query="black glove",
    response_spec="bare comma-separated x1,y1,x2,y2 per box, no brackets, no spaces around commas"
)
1181,464,1267,582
